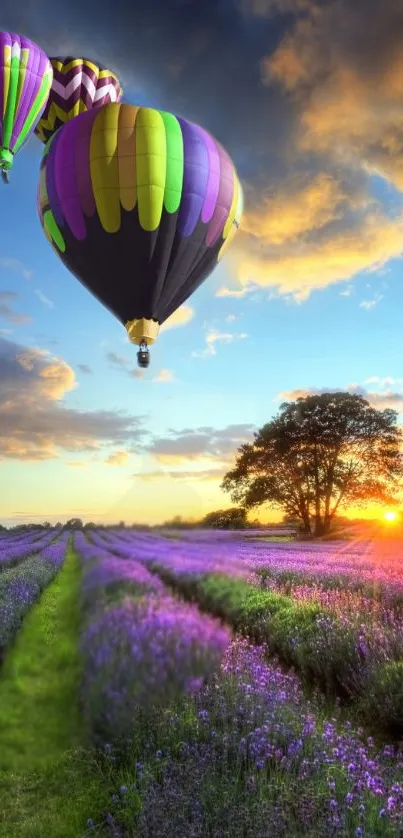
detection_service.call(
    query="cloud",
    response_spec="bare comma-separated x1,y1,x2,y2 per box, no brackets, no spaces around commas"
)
105,450,131,466
78,364,92,374
4,0,403,304
233,211,403,302
0,291,31,325
215,287,250,299
359,293,384,310
107,351,129,369
340,285,355,297
132,467,227,482
106,350,144,379
239,0,313,15
153,369,175,383
160,305,195,332
192,329,248,358
242,172,351,245
147,424,256,464
0,258,32,280
277,384,403,413
34,289,55,309
262,0,403,190
66,460,86,468
0,337,146,460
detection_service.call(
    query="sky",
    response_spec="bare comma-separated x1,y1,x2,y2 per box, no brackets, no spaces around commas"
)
2,0,403,526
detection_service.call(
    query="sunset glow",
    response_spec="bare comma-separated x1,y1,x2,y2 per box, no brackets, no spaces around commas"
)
384,510,398,523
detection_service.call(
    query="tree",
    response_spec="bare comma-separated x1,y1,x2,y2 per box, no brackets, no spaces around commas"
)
221,392,403,537
64,518,83,530
201,507,248,529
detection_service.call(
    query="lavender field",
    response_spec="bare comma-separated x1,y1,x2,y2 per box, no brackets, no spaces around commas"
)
1,526,403,836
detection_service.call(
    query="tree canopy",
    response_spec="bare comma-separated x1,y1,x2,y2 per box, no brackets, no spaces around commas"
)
201,507,248,529
221,392,403,536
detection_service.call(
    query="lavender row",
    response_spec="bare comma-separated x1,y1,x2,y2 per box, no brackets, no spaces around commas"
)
77,537,403,835
88,530,403,733
89,527,403,599
73,533,231,748
0,534,69,661
0,528,58,571
130,639,403,837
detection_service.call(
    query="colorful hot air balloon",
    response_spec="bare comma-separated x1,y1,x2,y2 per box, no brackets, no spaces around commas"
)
0,32,52,183
37,102,243,368
35,57,123,144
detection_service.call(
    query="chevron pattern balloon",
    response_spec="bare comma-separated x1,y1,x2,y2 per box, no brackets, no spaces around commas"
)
35,56,123,144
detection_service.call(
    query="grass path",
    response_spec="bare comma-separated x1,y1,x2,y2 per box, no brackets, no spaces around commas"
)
0,545,109,837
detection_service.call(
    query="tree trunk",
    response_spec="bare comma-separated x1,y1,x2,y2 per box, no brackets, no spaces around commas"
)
313,444,323,536
314,518,325,536
301,515,311,535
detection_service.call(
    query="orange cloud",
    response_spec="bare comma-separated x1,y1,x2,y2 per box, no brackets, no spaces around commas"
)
213,0,403,302
241,173,349,245
263,1,403,190
0,337,145,461
160,304,194,332
153,369,175,383
233,211,403,300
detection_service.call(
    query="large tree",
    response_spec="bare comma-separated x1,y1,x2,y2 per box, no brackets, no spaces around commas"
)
221,392,403,536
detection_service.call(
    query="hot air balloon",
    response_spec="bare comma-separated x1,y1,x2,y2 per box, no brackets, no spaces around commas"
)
37,102,243,368
35,57,122,145
0,32,52,183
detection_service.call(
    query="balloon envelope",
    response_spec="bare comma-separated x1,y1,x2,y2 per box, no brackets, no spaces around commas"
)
35,57,122,144
37,102,243,340
0,32,52,176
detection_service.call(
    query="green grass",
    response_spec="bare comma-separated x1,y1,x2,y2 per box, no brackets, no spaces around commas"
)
0,545,109,837
249,535,295,542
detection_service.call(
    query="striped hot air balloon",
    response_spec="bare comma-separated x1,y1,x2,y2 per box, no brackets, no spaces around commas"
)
37,102,243,369
35,56,123,144
0,32,52,182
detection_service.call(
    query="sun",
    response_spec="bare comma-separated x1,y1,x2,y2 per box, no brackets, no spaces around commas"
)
383,511,398,523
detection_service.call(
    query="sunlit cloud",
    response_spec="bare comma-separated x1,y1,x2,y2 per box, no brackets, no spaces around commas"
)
105,450,131,466
215,287,250,299
153,369,175,383
147,424,256,465
160,304,195,332
233,212,403,301
0,337,146,461
66,460,87,468
132,467,227,482
242,173,351,245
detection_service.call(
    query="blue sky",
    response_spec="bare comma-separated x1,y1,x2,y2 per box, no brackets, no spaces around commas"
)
2,0,403,525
